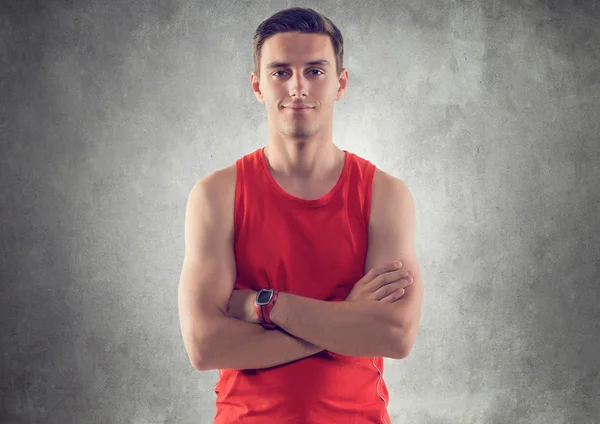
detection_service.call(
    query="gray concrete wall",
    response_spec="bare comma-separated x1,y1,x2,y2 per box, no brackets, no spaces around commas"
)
1,1,599,423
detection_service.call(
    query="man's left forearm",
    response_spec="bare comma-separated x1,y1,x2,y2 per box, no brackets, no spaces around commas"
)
269,292,405,359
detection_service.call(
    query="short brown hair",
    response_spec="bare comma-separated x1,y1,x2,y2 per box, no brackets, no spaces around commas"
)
252,7,344,80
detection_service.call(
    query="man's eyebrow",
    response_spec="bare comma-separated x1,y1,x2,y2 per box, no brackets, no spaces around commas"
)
265,60,330,70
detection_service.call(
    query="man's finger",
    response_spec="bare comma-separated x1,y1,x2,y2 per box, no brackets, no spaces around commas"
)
379,261,402,274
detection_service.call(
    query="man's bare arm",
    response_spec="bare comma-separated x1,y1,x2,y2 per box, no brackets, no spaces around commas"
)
192,308,324,371
178,172,324,372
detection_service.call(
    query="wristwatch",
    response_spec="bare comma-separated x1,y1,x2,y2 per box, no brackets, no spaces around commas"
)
255,289,279,330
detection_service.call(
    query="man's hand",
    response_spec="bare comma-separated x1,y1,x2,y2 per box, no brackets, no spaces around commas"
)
227,289,260,323
346,260,414,303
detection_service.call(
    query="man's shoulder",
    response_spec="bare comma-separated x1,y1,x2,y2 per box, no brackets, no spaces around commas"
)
372,167,403,189
198,163,236,192
370,167,411,224
192,163,237,220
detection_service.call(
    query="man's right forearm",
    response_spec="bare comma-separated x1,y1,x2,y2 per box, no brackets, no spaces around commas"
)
195,314,324,371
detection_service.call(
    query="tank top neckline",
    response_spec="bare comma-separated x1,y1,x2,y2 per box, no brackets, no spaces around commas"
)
259,146,351,208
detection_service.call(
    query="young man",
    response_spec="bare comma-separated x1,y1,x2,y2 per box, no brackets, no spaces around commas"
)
178,7,423,424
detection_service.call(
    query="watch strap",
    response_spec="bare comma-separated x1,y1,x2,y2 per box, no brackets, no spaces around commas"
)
255,289,279,330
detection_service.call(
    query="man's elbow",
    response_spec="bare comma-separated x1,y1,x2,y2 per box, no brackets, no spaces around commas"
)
387,341,408,360
182,340,206,370
388,340,412,360
190,331,222,371
188,350,207,371
389,325,418,359
187,341,219,371
398,341,414,359
182,322,215,371
400,327,421,359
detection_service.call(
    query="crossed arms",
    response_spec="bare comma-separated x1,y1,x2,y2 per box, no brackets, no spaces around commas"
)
178,169,423,371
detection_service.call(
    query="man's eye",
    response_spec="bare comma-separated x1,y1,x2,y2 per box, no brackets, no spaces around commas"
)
273,70,324,77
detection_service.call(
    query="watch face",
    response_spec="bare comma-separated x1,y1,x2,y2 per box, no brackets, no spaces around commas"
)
256,290,273,306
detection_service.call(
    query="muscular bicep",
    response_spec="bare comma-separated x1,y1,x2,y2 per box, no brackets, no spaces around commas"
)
365,170,423,357
177,174,236,366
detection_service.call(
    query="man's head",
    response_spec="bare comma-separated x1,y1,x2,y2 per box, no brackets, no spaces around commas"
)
250,8,348,141
252,7,344,81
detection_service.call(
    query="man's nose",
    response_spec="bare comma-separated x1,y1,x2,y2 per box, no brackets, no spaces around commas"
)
289,72,309,97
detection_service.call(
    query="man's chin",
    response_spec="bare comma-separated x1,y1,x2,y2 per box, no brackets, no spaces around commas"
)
287,129,316,139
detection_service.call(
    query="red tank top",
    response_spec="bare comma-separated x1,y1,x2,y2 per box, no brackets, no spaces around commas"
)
213,147,391,424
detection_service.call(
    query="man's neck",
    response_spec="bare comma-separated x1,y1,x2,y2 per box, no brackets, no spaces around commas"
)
263,140,343,182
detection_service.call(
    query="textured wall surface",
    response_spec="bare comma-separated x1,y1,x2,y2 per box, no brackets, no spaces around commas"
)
1,1,599,423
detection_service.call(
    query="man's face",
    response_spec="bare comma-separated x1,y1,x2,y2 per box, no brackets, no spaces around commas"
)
251,32,348,140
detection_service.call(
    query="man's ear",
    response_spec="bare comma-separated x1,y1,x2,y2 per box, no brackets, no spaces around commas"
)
250,73,264,103
335,69,349,101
